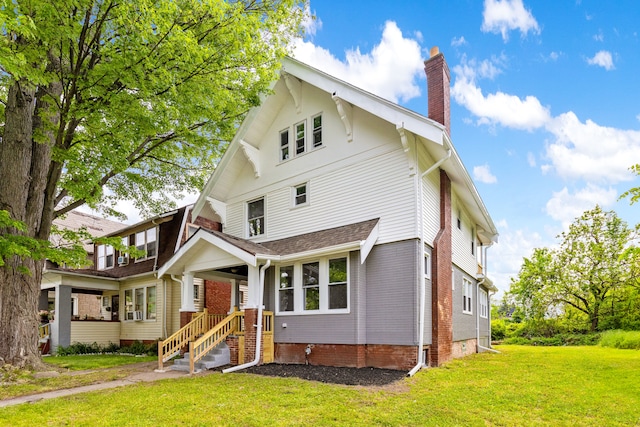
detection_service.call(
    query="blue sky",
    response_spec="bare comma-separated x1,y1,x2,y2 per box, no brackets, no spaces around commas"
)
101,1,640,299
291,0,640,297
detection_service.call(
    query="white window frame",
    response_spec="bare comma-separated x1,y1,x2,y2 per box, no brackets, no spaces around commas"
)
123,285,157,321
135,227,157,261
424,253,431,280
312,114,322,148
247,197,265,237
292,183,308,207
479,288,488,319
463,278,473,315
279,128,290,161
97,244,114,270
294,120,306,155
276,254,350,315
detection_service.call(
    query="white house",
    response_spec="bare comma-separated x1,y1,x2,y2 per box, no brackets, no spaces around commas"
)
158,48,498,372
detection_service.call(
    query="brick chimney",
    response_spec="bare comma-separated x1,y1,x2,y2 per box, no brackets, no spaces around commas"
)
424,46,451,136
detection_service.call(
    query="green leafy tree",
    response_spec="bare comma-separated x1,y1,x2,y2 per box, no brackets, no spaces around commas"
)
508,206,639,332
0,0,304,368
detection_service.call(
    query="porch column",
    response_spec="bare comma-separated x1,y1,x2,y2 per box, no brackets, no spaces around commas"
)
229,279,237,312
51,285,72,353
179,272,196,327
244,265,261,364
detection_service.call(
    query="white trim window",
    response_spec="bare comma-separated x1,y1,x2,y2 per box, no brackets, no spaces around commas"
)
479,288,488,319
276,255,349,315
97,244,114,270
248,197,265,237
135,227,157,260
295,120,306,155
293,183,308,207
124,285,156,321
278,265,294,312
280,129,290,161
312,114,322,148
463,278,473,314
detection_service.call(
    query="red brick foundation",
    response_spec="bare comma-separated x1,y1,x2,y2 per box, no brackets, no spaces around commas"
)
226,336,240,365
275,343,418,371
244,308,259,364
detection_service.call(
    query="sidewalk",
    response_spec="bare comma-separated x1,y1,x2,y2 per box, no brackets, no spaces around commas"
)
0,365,191,408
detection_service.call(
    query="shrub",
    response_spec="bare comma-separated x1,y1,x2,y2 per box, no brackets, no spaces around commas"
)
502,333,600,347
600,330,640,350
491,319,506,341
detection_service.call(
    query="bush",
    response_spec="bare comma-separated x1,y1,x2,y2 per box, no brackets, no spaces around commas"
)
600,330,640,350
120,340,158,356
491,319,506,341
502,333,600,347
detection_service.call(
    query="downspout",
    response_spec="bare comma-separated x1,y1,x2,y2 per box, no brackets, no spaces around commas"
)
223,259,271,373
408,144,452,377
476,276,485,353
477,245,500,354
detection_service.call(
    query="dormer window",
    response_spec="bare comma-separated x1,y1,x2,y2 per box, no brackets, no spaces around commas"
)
135,227,157,260
97,244,114,270
295,120,306,155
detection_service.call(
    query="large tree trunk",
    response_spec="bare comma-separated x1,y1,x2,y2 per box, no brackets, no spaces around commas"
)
0,70,60,368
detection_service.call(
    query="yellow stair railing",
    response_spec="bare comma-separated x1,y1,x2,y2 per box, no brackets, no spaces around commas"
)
158,309,210,371
189,310,243,374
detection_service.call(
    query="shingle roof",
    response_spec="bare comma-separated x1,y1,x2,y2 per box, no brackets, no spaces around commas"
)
203,218,380,257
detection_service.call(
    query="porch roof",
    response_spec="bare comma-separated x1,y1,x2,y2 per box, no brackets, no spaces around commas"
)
157,218,380,277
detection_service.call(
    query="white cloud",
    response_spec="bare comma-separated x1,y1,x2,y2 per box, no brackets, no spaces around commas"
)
544,112,640,183
587,50,615,70
292,21,424,103
481,0,540,42
593,30,604,42
545,184,618,229
527,152,536,167
489,220,549,297
452,75,551,131
451,36,467,47
474,164,498,183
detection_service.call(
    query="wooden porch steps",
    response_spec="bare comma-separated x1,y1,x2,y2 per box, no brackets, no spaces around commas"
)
171,342,230,373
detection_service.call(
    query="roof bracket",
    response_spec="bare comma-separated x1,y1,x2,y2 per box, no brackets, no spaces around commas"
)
332,94,353,142
239,140,261,178
283,72,302,113
396,124,416,176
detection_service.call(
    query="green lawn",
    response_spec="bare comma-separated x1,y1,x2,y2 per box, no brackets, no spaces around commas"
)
1,346,639,426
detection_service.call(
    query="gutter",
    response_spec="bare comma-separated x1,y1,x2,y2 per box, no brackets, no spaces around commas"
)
408,143,451,377
223,259,271,373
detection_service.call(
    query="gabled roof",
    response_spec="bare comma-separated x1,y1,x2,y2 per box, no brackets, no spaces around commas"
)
192,56,497,243
157,218,380,277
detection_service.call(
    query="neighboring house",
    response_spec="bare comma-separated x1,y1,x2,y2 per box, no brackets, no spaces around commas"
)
40,206,229,353
157,48,499,372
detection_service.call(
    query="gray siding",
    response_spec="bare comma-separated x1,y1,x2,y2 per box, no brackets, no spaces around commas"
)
423,245,433,345
365,240,418,346
452,266,477,341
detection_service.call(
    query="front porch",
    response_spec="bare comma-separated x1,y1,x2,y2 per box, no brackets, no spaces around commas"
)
158,308,274,374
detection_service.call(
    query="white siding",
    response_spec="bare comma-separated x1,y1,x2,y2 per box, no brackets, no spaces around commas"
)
451,194,478,276
418,147,440,245
217,80,420,244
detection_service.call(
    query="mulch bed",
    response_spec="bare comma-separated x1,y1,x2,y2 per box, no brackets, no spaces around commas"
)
238,363,407,386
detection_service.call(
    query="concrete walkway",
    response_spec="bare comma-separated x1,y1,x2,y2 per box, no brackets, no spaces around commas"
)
0,365,191,408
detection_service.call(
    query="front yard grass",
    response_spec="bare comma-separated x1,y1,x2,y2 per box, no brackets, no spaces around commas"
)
1,346,639,426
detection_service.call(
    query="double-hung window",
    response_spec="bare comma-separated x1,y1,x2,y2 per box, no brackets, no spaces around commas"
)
295,121,306,155
293,183,308,206
135,227,157,260
463,278,473,314
97,244,114,270
280,129,289,161
248,197,265,237
279,265,294,312
303,262,320,310
328,258,347,309
312,114,322,147
479,288,488,319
